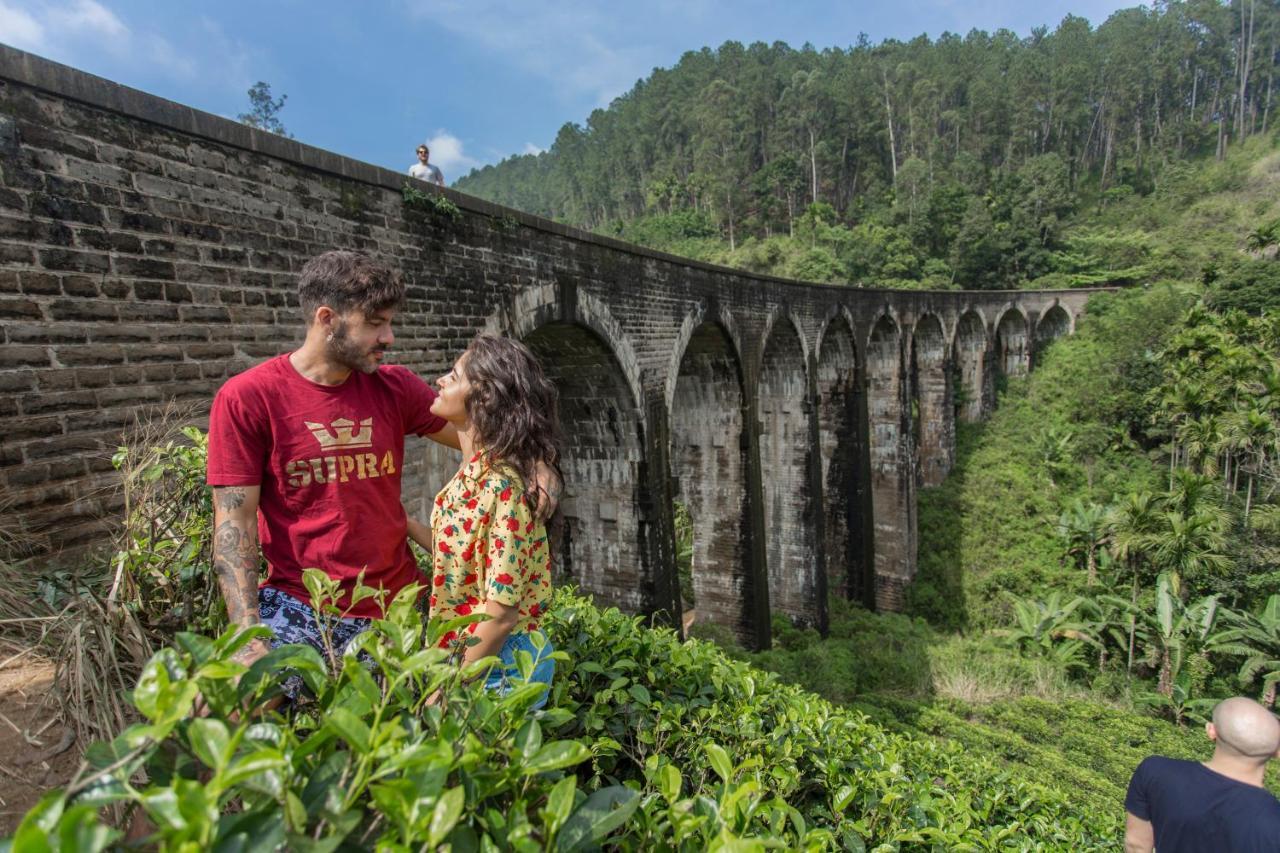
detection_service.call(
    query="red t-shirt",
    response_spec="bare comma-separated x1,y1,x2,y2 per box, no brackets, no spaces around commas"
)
206,354,447,617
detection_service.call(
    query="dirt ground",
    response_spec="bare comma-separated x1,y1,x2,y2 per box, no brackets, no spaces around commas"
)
0,657,80,835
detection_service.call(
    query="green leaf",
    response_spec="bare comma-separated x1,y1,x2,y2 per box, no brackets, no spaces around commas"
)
555,786,641,852
545,775,576,832
524,740,591,774
705,742,733,784
188,717,231,771
326,708,371,752
428,787,465,847
515,719,543,761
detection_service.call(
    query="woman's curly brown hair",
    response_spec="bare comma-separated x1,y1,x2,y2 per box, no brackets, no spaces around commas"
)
462,334,562,515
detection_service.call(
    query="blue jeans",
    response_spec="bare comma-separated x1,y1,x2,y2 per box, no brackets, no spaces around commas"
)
483,631,556,710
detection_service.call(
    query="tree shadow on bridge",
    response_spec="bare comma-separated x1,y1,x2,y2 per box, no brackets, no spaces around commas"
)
905,419,988,633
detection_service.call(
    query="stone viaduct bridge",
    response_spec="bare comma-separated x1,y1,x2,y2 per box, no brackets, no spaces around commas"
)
0,47,1096,648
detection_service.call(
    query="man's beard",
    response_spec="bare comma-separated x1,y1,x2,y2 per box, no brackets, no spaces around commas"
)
327,320,382,374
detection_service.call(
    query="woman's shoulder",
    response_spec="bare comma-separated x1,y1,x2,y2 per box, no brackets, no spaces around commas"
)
476,461,528,500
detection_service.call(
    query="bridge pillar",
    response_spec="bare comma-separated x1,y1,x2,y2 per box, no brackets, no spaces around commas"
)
816,316,874,607
911,315,954,487
867,316,917,611
670,322,767,649
758,320,823,630
644,394,682,630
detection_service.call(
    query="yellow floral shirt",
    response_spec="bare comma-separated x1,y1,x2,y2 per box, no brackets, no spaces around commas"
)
428,452,551,647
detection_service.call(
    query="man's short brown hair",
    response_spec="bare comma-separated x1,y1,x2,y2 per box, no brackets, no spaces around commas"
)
297,251,405,322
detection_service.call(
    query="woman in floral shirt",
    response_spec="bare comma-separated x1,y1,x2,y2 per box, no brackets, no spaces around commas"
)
408,334,560,707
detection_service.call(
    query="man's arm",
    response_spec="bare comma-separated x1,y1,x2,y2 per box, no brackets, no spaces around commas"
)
1124,812,1154,853
212,485,269,664
426,421,462,450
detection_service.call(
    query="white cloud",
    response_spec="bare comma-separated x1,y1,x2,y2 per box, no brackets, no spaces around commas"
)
47,0,127,39
522,142,545,156
0,2,46,50
425,130,480,178
407,0,667,108
1,0,197,79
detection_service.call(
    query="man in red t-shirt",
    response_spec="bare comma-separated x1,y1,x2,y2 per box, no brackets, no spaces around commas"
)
206,251,463,686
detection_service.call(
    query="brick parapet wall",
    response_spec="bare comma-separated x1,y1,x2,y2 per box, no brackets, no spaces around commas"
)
0,46,1106,630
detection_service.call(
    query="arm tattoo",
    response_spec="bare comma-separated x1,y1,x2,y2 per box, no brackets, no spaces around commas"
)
216,487,247,512
213,517,261,628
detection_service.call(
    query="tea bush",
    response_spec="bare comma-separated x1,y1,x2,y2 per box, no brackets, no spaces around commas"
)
13,588,1118,850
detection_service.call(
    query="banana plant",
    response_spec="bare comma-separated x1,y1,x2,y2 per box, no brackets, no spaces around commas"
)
998,591,1100,672
1212,594,1280,707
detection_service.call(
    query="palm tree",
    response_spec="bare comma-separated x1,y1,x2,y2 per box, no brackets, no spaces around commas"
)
1245,219,1280,259
1176,415,1223,477
1222,408,1278,520
1108,492,1159,675
1056,499,1110,585
1148,510,1231,591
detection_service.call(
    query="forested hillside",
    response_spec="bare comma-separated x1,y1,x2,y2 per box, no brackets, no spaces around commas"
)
457,1,1280,289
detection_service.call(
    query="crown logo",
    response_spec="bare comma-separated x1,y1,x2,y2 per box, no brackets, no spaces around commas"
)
304,417,374,450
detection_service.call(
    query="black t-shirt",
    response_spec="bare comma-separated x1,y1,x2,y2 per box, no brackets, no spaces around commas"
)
1125,756,1280,852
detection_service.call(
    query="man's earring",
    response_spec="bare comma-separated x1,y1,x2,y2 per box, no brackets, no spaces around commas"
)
325,332,334,343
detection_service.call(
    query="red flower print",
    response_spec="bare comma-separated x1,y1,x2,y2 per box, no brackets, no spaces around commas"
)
457,603,472,616
463,573,477,585
500,486,512,501
444,525,456,536
529,602,541,617
462,518,473,534
435,496,444,507
440,630,457,646
506,516,520,532
480,513,491,526
466,622,478,634
528,622,538,631
525,521,535,533
495,572,514,586
429,594,437,607
484,555,493,568
466,595,480,605
462,489,472,499
433,574,445,587
438,540,453,555
466,499,478,510
461,544,475,562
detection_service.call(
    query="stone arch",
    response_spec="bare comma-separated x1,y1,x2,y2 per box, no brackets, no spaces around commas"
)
758,312,820,626
664,303,745,414
867,313,915,611
1033,303,1072,368
910,313,954,487
491,285,645,414
952,309,991,422
669,321,758,645
816,311,873,606
522,321,652,614
995,306,1030,382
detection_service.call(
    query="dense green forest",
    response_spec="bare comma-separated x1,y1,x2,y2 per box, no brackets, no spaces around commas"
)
458,0,1280,289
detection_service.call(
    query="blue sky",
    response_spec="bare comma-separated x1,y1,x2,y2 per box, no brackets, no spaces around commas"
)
1,0,1140,183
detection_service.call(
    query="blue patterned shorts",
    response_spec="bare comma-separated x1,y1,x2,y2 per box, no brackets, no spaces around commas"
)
258,585,373,700
258,586,555,708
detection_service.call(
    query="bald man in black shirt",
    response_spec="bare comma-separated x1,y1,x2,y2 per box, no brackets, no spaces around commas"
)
1125,696,1280,853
